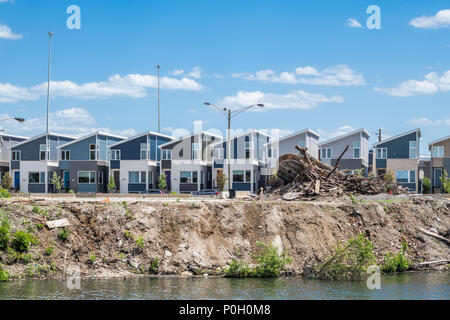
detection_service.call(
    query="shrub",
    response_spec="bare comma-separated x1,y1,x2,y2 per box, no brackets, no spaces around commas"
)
149,258,159,274
0,215,10,250
0,187,11,199
0,264,9,282
107,175,116,192
68,190,75,194
44,246,53,256
252,241,292,277
382,239,411,272
36,223,44,231
1,172,12,191
440,170,450,194
32,206,41,214
311,234,377,281
215,171,227,192
11,230,36,253
158,174,167,190
89,252,97,264
421,177,431,193
224,259,252,277
383,169,396,185
58,228,70,241
135,236,144,250
50,172,64,192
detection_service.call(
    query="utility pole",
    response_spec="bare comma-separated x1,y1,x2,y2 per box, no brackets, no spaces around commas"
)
46,32,53,134
204,102,264,197
157,65,161,133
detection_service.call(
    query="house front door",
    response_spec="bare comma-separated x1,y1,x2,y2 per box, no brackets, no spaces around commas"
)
165,171,171,190
64,171,70,190
14,172,20,189
113,170,120,192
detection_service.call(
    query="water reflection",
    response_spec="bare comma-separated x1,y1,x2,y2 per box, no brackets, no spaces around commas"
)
0,272,448,300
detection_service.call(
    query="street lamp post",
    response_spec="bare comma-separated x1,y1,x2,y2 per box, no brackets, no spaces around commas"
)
0,117,26,133
204,102,264,196
46,32,53,134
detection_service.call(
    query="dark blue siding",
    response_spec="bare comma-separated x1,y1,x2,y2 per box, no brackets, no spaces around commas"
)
110,160,120,169
377,132,417,159
233,138,238,159
233,182,251,191
376,159,387,168
128,184,146,193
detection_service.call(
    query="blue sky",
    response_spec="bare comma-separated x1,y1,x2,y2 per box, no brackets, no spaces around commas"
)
0,0,449,155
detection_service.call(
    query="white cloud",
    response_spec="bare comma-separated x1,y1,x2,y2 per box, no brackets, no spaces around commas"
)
169,66,203,79
345,18,363,28
218,90,343,111
374,70,450,96
0,24,22,40
410,117,450,126
410,9,450,29
232,64,365,86
0,108,137,138
0,72,204,103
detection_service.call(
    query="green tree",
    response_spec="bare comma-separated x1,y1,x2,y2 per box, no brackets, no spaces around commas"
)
215,170,226,192
158,173,167,191
107,175,116,192
440,170,450,193
50,172,64,193
1,172,12,190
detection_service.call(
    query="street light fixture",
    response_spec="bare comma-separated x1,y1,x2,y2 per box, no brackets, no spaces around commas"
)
204,102,264,196
0,117,26,132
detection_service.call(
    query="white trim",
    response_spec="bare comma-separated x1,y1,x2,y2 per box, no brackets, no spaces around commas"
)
10,132,75,149
373,128,421,147
210,129,270,148
57,131,126,149
428,135,450,148
159,131,222,149
78,171,96,184
109,131,173,148
0,133,29,140
265,128,320,147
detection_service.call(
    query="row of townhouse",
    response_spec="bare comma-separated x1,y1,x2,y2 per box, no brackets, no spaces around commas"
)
1,126,449,194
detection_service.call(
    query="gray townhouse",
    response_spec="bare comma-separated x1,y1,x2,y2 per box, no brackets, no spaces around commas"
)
318,128,371,175
373,128,421,192
0,133,28,183
211,129,270,194
428,135,450,193
108,131,173,193
262,128,320,182
57,131,125,193
10,132,75,193
159,131,221,193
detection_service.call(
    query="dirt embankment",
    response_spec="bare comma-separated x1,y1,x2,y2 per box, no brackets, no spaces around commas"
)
0,196,449,279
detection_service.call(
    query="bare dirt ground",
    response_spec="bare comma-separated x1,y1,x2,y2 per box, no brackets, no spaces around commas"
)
0,194,449,280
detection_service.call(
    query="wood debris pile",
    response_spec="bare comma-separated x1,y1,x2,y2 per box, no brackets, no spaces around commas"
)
263,146,409,200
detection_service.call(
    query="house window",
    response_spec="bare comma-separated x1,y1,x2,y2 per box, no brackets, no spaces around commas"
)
180,171,191,183
61,150,70,161
233,170,251,183
409,141,417,159
11,150,21,161
396,170,416,183
376,148,387,159
40,144,49,161
192,143,199,160
162,149,171,160
111,149,121,160
434,168,443,188
97,172,103,184
353,141,361,159
321,148,332,159
140,171,146,184
214,148,224,159
267,148,278,159
78,171,95,184
298,141,306,148
140,143,149,160
29,172,45,184
432,146,444,158
90,144,99,160
245,142,251,159
201,171,204,184
192,171,198,183
148,171,153,185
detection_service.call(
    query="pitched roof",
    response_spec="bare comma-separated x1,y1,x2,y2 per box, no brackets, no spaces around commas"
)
265,128,320,147
159,130,223,148
372,128,421,147
0,132,29,140
210,129,271,148
9,132,76,149
57,131,126,149
109,131,174,148
318,128,371,147
428,135,450,148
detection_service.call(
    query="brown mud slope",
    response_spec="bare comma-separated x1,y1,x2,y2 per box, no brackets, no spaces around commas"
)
0,196,449,279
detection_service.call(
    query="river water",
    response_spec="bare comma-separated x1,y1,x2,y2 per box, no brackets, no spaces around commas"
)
0,272,448,300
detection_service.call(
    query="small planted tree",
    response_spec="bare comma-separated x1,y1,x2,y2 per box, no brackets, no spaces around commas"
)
1,172,12,190
50,172,63,193
107,175,116,193
215,171,226,192
421,177,431,194
158,173,167,191
440,170,450,193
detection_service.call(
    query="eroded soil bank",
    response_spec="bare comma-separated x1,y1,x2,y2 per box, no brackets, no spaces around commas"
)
0,195,449,279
